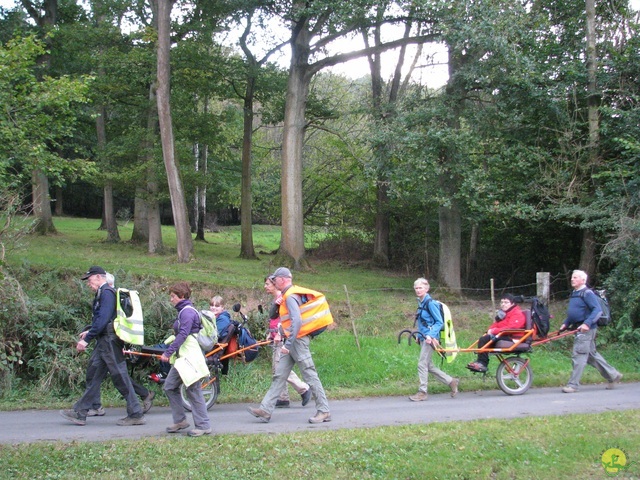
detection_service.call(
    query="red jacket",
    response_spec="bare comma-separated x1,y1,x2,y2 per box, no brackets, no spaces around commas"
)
488,305,526,336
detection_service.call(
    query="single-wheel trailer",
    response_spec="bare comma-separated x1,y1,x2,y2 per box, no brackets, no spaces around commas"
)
398,303,576,396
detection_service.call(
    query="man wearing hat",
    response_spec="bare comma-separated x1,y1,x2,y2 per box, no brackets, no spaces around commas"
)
467,293,526,373
248,267,332,424
60,266,145,426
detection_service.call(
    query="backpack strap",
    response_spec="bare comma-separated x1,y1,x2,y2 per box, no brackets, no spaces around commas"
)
577,289,596,311
178,305,202,335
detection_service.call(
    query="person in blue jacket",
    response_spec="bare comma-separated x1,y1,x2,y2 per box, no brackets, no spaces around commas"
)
559,270,622,393
209,295,232,341
409,278,459,402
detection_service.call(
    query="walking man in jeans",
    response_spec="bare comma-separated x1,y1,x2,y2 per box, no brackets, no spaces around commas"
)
560,269,623,393
248,267,331,424
60,266,145,426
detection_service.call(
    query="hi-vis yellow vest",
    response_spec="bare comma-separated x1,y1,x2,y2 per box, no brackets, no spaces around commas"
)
280,286,333,338
114,288,144,345
440,302,458,363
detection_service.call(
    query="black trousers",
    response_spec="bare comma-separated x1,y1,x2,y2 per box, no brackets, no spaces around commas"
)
476,334,494,366
74,331,143,417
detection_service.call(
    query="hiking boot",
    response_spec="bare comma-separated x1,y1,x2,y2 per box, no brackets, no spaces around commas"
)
562,385,578,393
187,428,212,437
87,407,105,417
166,420,190,433
142,391,155,414
60,409,86,426
275,399,290,408
247,407,271,423
409,392,428,402
449,378,460,398
467,362,488,373
606,373,623,390
308,411,331,424
301,389,312,406
116,415,145,426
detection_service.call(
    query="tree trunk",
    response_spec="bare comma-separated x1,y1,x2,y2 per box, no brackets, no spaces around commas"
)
438,203,461,291
435,47,466,290
368,8,416,267
279,26,312,269
156,0,192,262
96,103,120,242
579,228,597,281
131,188,149,244
23,1,57,235
580,0,599,278
466,222,479,284
32,170,56,235
103,183,120,243
145,80,163,253
54,186,63,216
194,142,207,242
147,173,163,254
239,78,257,259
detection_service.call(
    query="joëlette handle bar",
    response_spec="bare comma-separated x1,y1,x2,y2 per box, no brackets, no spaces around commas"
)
530,328,577,346
123,350,162,359
125,338,274,362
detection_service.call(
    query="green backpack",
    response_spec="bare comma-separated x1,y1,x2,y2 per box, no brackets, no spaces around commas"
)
182,307,218,352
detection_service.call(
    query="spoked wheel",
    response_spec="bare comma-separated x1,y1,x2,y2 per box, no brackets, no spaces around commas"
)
496,357,533,395
180,376,219,411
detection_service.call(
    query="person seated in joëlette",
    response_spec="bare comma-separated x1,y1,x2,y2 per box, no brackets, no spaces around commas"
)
467,293,526,373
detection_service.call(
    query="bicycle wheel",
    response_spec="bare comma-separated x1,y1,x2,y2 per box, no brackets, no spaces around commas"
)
180,376,219,411
496,357,533,395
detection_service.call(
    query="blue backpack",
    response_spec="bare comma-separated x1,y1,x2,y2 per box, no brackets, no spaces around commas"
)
237,324,259,362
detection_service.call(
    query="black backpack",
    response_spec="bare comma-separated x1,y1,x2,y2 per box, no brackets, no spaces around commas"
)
530,297,551,338
579,289,611,327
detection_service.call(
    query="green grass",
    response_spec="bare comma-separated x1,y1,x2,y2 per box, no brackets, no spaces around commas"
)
2,217,639,478
1,410,639,479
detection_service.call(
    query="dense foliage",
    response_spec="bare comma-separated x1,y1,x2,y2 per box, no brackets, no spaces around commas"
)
0,2,639,342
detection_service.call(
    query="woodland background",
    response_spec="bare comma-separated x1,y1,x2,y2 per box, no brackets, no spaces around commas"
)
1,0,640,391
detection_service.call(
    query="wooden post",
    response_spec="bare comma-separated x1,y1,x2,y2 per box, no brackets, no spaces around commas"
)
490,278,496,311
343,284,360,350
537,272,550,304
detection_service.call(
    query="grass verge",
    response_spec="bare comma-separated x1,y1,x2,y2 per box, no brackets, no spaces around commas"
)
2,410,639,479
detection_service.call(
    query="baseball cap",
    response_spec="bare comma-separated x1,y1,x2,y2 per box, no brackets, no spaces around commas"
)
81,266,107,280
271,267,292,278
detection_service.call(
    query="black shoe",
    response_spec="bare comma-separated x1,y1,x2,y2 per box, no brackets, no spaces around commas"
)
301,389,312,406
275,400,290,408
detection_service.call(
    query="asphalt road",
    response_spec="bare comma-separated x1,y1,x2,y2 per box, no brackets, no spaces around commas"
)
2,382,638,444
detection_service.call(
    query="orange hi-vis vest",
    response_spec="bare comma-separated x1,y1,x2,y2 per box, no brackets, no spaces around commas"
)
279,286,333,338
